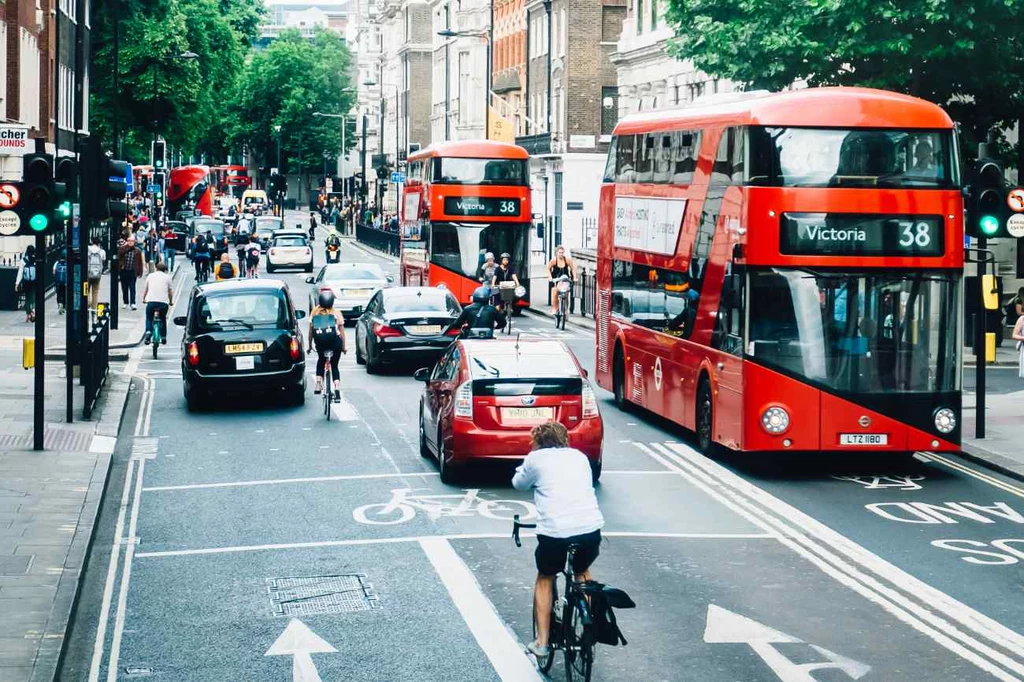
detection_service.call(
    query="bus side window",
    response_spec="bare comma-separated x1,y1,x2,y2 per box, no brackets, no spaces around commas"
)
603,137,618,182
711,127,743,185
652,132,673,183
635,134,655,183
711,264,745,356
671,130,700,185
615,134,636,183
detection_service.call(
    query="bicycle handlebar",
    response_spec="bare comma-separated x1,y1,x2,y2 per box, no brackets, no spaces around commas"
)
512,513,537,548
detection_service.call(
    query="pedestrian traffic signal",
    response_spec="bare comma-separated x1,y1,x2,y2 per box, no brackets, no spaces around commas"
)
967,156,1010,238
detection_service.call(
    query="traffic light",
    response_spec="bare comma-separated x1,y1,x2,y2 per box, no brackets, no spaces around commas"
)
153,171,166,207
104,156,129,225
18,153,55,234
968,156,1008,238
152,140,166,170
53,158,77,224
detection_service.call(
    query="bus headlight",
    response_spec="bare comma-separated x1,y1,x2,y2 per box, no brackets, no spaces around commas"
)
934,408,957,434
761,406,790,434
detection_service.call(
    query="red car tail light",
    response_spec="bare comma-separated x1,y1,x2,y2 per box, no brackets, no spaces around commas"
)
289,337,301,360
187,342,200,367
445,326,462,337
454,381,473,418
373,322,402,338
582,382,599,419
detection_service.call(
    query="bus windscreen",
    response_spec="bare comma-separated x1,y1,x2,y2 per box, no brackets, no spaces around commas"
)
436,158,529,186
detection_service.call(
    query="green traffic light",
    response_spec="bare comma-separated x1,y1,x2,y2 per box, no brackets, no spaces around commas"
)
980,214,1001,236
58,201,71,218
29,214,48,232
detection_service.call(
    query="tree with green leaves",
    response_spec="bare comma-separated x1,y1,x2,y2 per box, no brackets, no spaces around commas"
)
664,0,1024,158
228,27,355,203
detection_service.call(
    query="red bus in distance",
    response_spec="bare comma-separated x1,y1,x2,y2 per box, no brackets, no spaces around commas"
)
400,141,532,305
596,87,963,456
211,165,251,200
168,165,214,218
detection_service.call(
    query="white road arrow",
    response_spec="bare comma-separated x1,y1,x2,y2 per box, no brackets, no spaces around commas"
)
265,618,338,682
704,604,871,682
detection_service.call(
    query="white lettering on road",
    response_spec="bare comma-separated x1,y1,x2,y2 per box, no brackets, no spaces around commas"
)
833,474,925,491
931,539,1024,565
703,604,871,681
865,502,1024,525
265,619,337,682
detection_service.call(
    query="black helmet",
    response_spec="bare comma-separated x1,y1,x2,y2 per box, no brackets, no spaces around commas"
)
318,290,335,309
471,286,491,304
500,252,511,260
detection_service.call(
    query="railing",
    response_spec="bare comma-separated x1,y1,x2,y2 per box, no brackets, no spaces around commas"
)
356,222,401,257
576,269,598,318
82,313,110,420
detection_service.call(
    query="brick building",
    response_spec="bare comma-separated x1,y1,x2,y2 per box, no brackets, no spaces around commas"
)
517,0,623,257
491,0,527,136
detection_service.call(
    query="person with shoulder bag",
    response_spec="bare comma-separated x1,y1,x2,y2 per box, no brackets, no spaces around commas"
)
53,251,68,314
86,236,107,310
15,246,38,322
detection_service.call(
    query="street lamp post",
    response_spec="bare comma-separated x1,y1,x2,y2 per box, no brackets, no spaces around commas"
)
437,28,491,140
363,79,401,215
151,51,199,153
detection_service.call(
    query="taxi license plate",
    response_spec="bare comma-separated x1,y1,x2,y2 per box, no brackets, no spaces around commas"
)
502,407,554,423
840,433,888,446
235,356,255,371
225,343,264,354
406,325,442,335
343,289,370,297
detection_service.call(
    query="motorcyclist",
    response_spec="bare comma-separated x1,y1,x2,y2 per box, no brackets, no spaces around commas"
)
453,286,506,338
325,230,342,262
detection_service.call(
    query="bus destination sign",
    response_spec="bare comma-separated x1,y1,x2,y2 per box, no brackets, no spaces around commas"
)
780,213,944,257
443,196,520,216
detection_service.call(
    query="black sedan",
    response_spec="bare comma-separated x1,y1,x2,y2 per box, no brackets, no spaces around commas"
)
190,219,230,259
354,286,462,373
175,279,307,410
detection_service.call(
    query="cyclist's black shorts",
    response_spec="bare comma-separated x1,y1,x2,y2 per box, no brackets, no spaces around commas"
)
535,529,601,576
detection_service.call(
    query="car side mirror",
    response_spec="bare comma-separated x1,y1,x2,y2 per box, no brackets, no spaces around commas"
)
295,309,306,320
351,305,363,317
173,316,187,326
581,368,589,378
305,276,315,284
413,367,431,382
386,275,395,284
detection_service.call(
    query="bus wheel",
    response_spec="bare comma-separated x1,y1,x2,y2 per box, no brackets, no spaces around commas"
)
613,349,627,409
696,378,714,454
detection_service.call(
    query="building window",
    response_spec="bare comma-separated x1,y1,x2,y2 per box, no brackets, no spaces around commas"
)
651,0,657,29
687,81,704,102
636,0,643,34
600,86,618,136
0,23,6,121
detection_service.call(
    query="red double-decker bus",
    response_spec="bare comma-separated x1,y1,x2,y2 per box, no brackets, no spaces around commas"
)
400,141,532,304
211,164,251,200
596,87,963,456
168,165,214,218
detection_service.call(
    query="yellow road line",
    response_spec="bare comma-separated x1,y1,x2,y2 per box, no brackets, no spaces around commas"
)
922,452,1024,500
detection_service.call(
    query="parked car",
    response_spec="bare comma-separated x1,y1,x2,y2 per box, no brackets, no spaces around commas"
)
175,278,307,410
415,339,603,483
266,234,314,273
353,286,462,373
306,262,393,319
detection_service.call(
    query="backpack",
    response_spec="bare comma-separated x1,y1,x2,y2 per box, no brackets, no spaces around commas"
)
580,581,635,646
54,260,68,285
195,237,210,254
87,249,104,279
218,262,235,279
22,260,36,282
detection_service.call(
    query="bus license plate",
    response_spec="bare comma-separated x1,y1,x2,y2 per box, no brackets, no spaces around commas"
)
840,433,888,446
502,407,554,423
235,356,255,371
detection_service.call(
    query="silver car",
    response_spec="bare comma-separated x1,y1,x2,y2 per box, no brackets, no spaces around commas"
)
307,262,393,319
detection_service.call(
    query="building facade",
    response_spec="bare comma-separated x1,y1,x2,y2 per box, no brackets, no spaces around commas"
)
491,0,527,137
430,0,489,143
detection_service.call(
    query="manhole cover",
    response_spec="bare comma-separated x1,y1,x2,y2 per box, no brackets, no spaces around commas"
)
267,574,380,617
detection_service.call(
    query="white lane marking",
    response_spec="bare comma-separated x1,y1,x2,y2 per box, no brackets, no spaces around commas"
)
923,452,1024,500
654,442,1024,681
419,537,542,681
89,435,117,455
265,618,337,682
330,393,359,421
132,376,152,437
87,459,136,682
133,530,771,559
704,604,871,681
106,458,145,682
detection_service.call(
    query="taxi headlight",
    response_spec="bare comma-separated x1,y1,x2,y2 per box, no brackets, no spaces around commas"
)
761,406,790,435
934,407,957,434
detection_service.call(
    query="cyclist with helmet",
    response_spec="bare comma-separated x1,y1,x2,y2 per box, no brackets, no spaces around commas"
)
491,252,521,312
308,290,347,398
453,286,506,338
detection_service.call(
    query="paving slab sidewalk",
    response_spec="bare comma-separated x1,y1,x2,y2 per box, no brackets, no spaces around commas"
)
0,264,178,680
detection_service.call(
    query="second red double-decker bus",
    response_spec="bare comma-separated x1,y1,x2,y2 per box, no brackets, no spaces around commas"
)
400,141,532,304
168,165,214,218
596,87,963,456
212,164,251,200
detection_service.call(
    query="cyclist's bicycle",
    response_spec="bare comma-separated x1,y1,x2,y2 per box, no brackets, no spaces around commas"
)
554,275,572,330
513,515,594,682
195,256,211,283
322,350,335,420
498,282,526,335
151,307,164,360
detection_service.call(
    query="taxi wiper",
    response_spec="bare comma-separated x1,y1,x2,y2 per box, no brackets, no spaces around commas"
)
220,318,254,330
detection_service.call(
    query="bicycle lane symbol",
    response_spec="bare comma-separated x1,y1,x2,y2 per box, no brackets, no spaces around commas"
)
353,488,537,525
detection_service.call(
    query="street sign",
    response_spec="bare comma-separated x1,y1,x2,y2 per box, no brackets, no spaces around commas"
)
147,184,160,193
390,172,405,183
0,210,21,236
125,163,134,194
1008,188,1024,213
0,125,30,156
325,178,333,193
1007,213,1024,238
0,184,20,209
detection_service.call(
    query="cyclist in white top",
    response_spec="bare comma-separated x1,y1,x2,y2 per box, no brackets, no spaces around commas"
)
512,420,604,658
142,262,174,345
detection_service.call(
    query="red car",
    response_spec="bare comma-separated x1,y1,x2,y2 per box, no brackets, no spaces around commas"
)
415,339,603,483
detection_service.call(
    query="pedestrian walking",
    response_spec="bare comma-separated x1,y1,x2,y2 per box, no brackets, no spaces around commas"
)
118,237,143,310
162,225,177,272
145,228,160,273
87,236,107,310
14,246,37,322
53,250,68,314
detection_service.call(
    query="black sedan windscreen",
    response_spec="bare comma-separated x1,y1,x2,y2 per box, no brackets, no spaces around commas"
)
385,291,460,315
194,221,226,235
194,292,290,332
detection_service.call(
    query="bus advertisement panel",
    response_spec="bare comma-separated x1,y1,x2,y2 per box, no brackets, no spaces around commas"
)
595,87,963,457
168,165,214,218
400,141,532,305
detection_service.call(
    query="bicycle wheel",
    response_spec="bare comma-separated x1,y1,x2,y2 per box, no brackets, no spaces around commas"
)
152,320,160,359
563,589,594,682
478,499,537,521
